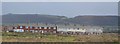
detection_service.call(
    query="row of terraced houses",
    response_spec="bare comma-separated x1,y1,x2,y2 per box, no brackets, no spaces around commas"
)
2,23,103,35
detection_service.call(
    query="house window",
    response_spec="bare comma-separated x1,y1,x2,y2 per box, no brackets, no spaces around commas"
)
30,26,32,29
26,26,28,28
15,27,17,29
47,27,49,29
39,27,41,29
54,27,56,29
51,27,54,29
38,27,40,29
41,27,44,29
20,26,23,28
77,28,79,30
83,29,86,30
49,27,51,29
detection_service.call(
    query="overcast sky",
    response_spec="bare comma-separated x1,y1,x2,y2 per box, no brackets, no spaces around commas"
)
2,2,118,17
1,0,119,2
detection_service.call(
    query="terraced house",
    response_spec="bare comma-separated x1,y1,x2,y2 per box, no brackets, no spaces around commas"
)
3,23,103,35
13,24,57,34
57,25,103,35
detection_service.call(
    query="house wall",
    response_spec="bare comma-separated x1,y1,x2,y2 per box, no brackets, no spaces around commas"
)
11,25,103,35
14,29,24,32
13,26,57,33
85,28,103,33
67,28,86,32
57,26,103,35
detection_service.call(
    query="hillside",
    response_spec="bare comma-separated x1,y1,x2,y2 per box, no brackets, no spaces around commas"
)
2,13,118,26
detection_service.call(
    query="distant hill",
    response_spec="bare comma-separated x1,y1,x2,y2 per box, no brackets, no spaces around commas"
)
67,16,118,26
2,13,118,26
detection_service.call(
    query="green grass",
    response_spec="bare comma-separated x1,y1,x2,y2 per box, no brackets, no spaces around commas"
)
2,32,119,42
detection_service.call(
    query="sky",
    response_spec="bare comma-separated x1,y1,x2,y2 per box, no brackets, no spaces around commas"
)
1,0,120,2
0,2,1,15
2,2,118,17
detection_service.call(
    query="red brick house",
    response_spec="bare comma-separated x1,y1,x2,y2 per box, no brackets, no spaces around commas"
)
13,26,57,34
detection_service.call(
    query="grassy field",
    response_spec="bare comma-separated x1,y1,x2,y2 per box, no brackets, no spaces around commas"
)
2,32,119,42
